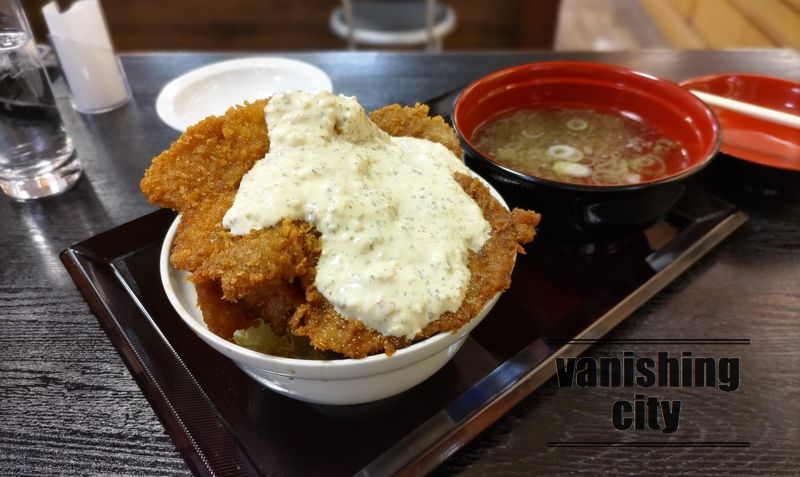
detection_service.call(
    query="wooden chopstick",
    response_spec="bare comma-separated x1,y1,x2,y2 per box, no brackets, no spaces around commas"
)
689,90,800,129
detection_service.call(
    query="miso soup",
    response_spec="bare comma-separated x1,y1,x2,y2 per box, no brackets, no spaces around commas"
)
472,108,687,186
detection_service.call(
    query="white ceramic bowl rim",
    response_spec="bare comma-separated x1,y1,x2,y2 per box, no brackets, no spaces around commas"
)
159,170,508,380
160,217,500,379
155,57,333,131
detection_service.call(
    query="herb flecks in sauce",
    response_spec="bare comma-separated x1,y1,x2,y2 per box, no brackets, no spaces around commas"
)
223,91,490,339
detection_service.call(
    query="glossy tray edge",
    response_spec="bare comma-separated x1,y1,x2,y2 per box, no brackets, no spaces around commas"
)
59,206,747,477
362,210,748,476
60,209,259,477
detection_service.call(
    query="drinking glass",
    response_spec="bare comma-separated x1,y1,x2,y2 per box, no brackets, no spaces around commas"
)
0,0,81,200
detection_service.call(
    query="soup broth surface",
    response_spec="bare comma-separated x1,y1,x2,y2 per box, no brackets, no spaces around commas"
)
472,108,687,185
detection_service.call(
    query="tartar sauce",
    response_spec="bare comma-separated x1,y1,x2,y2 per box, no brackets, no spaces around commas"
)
223,91,490,339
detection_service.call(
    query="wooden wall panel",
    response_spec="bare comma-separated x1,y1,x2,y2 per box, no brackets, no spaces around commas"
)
691,0,774,48
21,0,561,52
637,0,798,48
637,0,706,48
730,0,800,48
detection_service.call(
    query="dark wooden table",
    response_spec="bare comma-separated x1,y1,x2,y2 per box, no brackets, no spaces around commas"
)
1,49,798,476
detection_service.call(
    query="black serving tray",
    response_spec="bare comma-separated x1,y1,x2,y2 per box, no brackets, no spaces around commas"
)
60,187,745,476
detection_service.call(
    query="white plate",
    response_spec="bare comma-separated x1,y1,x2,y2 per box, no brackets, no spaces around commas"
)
155,57,333,131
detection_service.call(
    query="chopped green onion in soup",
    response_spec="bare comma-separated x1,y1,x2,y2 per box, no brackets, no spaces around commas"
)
553,160,592,178
472,107,684,185
546,144,584,162
566,118,588,131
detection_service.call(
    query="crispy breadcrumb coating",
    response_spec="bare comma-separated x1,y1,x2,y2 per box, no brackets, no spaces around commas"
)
142,99,539,358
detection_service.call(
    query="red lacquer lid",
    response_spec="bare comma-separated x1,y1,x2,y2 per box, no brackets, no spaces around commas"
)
681,74,800,172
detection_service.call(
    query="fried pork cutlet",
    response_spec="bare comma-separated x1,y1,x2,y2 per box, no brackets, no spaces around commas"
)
142,97,539,359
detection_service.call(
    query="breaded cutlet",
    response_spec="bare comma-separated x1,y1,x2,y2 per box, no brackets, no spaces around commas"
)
142,99,539,358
